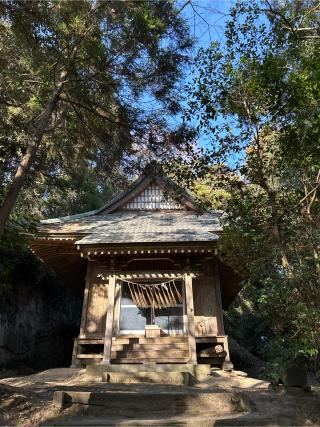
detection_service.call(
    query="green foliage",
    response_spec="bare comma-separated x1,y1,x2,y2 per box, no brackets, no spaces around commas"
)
0,0,193,222
193,180,229,210
191,166,231,210
225,282,268,356
187,0,320,377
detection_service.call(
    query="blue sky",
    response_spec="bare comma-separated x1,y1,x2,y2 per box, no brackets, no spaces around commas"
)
180,0,234,49
176,1,235,153
134,1,240,167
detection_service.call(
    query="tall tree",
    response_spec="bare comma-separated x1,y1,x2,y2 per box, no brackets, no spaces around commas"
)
185,0,320,375
0,0,193,231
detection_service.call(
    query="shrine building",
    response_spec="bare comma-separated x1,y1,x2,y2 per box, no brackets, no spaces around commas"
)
30,170,241,369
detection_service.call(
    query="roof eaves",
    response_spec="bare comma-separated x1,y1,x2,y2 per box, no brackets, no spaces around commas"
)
75,231,220,245
40,209,98,225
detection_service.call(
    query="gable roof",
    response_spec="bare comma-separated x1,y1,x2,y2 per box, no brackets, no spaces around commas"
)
37,171,222,245
40,172,200,227
38,210,221,244
75,211,220,245
96,173,198,214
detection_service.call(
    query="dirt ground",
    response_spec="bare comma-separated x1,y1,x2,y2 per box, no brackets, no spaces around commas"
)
0,367,320,426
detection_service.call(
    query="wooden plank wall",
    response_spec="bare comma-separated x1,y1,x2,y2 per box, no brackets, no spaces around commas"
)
193,276,219,337
78,259,224,341
80,262,109,338
85,282,108,335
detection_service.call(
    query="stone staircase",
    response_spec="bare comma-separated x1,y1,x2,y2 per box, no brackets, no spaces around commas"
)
111,335,190,364
48,386,252,426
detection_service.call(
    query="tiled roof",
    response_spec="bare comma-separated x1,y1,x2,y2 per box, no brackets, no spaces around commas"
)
39,211,222,245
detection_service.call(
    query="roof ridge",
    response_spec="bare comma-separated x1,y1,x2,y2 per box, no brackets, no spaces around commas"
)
95,174,147,215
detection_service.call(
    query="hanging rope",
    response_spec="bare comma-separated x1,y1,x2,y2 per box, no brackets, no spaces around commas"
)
117,277,183,309
173,281,183,303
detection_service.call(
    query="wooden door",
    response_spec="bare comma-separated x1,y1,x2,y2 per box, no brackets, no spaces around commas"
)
193,276,218,337
85,282,108,336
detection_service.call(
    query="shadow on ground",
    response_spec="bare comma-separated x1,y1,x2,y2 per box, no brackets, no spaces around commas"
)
1,368,320,426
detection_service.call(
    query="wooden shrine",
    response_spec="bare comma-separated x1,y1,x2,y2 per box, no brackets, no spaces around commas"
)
31,171,241,368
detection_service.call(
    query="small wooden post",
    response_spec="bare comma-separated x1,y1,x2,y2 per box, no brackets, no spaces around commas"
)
70,338,80,368
101,274,116,365
184,273,197,364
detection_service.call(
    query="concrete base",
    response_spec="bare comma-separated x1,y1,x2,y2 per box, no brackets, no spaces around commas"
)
102,371,189,385
86,363,210,385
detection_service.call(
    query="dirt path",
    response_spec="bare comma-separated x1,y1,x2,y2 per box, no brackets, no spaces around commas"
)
0,368,319,426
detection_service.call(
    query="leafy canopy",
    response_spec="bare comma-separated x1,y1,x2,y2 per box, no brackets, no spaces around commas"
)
0,0,194,221
186,0,320,377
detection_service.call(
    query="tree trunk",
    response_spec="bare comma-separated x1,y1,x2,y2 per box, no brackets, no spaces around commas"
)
0,71,67,235
267,189,293,274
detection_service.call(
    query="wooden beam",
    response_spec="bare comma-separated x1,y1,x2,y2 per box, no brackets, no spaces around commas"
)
101,274,116,365
81,248,215,256
117,271,196,280
78,242,217,254
184,273,197,364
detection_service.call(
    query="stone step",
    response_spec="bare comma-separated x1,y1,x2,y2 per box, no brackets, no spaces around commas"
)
42,414,282,427
50,390,251,422
86,363,210,374
102,371,190,385
52,390,249,411
85,363,212,382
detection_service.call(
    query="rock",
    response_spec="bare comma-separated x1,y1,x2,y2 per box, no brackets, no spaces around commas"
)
282,365,310,390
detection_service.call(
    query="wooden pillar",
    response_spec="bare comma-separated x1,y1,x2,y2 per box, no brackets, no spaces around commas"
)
214,258,225,335
113,282,121,335
79,261,92,338
101,274,116,365
184,273,197,364
213,258,232,368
